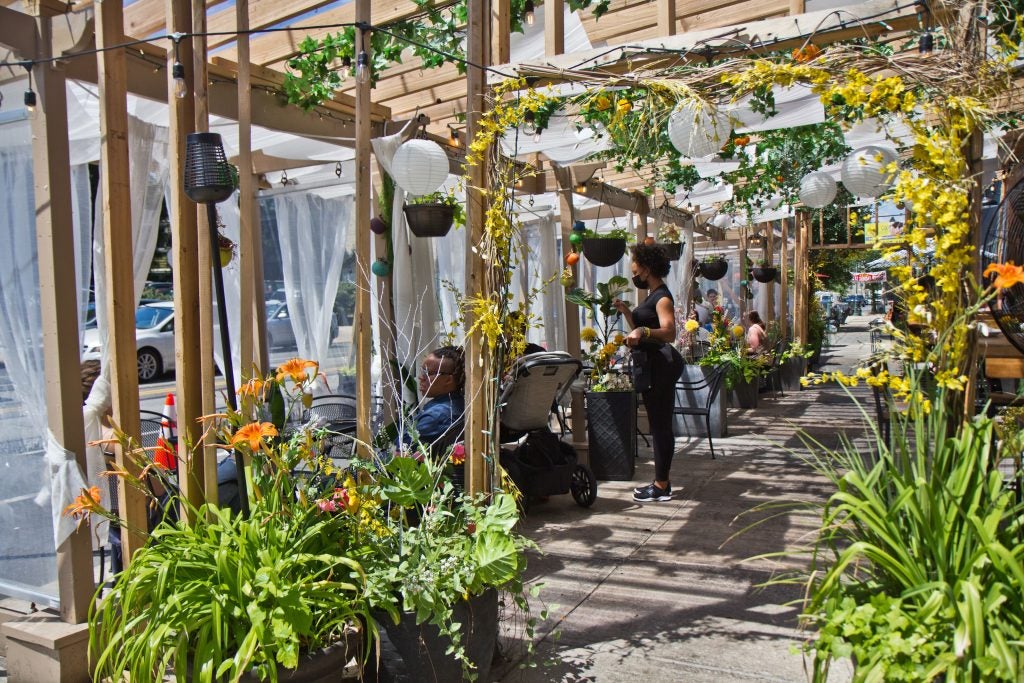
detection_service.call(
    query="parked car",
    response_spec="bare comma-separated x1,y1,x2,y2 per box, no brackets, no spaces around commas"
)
265,300,338,350
82,301,176,382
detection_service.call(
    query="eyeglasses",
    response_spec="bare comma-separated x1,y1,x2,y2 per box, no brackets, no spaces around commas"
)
418,368,454,379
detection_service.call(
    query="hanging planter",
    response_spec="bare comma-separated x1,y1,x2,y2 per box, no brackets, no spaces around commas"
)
658,242,683,261
403,203,454,237
217,233,236,268
581,237,627,267
698,256,728,281
751,266,778,283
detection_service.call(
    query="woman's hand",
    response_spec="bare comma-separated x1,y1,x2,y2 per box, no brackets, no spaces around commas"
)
612,298,631,316
624,328,644,347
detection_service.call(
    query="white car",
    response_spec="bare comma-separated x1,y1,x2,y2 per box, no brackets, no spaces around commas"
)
82,302,176,382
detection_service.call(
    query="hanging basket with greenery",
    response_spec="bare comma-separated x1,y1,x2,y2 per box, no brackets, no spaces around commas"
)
698,256,728,281
751,266,778,283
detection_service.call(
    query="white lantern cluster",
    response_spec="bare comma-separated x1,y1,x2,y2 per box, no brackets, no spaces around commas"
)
390,139,450,196
667,102,729,159
840,145,897,198
799,171,838,208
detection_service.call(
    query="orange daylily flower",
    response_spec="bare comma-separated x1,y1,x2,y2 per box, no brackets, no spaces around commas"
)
63,486,102,520
276,358,318,384
984,262,1024,291
237,378,266,399
231,422,279,450
792,44,821,63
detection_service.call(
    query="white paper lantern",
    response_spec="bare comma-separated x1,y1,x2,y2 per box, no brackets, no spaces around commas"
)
840,145,897,198
710,213,733,229
391,139,450,196
799,171,838,208
667,102,729,159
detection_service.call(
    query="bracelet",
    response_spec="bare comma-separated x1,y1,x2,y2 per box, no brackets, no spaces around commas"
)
642,326,651,338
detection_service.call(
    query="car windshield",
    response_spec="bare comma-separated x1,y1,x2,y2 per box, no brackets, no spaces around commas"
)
136,306,172,330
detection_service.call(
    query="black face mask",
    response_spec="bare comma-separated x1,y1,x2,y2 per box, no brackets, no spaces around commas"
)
632,274,650,289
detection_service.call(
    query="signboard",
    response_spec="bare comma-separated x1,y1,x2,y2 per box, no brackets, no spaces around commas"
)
864,219,905,242
852,272,887,283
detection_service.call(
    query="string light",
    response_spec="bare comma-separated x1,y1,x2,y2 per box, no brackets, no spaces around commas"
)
23,63,35,113
918,31,934,53
524,0,536,26
355,50,370,85
171,35,187,99
521,110,537,135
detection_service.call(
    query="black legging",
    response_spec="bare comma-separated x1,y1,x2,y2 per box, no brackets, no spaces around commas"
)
642,346,684,482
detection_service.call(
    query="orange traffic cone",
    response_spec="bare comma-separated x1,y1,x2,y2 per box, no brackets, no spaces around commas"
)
154,393,178,471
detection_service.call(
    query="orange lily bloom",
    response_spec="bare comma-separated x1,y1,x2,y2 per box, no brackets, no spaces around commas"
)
237,378,266,399
276,358,319,384
63,486,102,520
984,262,1024,291
231,422,279,450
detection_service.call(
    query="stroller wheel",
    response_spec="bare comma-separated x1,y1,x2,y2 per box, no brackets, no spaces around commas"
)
570,465,597,507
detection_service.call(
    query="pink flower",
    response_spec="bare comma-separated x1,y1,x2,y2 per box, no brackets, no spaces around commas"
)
450,443,466,466
317,499,338,512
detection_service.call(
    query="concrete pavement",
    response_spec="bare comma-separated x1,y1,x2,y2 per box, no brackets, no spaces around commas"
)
492,317,876,682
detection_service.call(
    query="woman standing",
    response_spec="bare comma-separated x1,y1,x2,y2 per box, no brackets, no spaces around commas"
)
613,244,685,502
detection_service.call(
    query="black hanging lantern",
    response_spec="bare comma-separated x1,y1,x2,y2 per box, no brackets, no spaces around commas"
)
183,131,247,514
184,132,236,204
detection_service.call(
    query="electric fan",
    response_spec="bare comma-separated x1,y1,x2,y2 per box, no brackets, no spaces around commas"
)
982,177,1024,354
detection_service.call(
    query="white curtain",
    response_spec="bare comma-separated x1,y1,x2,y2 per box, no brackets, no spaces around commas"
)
89,116,169,514
535,213,565,351
274,192,352,364
0,119,92,578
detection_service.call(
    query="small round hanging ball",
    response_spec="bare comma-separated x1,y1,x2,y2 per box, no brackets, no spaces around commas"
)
371,259,392,277
569,232,583,245
566,252,580,266
798,171,838,209
370,217,388,234
644,236,656,245
391,139,450,196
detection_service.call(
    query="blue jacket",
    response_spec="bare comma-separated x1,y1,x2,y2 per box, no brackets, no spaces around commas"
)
410,392,465,445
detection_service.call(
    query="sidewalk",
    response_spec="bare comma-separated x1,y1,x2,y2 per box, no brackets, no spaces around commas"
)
493,317,876,682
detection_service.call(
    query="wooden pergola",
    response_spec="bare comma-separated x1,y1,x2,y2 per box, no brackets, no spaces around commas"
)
0,0,934,677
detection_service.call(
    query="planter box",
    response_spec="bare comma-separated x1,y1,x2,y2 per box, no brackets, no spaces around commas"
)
674,365,727,438
586,390,636,480
751,266,778,283
380,589,498,683
581,237,626,267
780,358,806,392
729,377,759,409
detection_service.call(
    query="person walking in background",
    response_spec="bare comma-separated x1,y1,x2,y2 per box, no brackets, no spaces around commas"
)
746,311,767,352
696,288,718,326
613,243,684,503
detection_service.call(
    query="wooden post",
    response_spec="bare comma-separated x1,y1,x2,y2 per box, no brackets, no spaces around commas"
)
634,201,647,305
765,223,775,324
166,0,204,519
354,0,373,456
29,13,94,622
657,0,676,36
553,164,586,460
465,0,492,495
545,0,564,56
780,218,790,341
738,226,748,322
192,0,218,509
491,0,510,66
96,0,147,557
796,211,811,346
237,0,258,379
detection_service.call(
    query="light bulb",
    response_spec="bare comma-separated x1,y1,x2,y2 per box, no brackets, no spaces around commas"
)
918,32,934,54
524,0,535,25
23,89,36,112
533,130,542,143
355,51,370,85
172,61,187,99
521,110,537,135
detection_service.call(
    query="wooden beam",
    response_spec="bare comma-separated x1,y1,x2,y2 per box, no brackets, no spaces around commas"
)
237,0,257,382
96,0,147,559
354,1,373,457
492,0,510,66
657,0,676,36
545,0,564,56
166,0,204,520
30,20,93,623
124,0,229,43
464,0,491,496
780,217,789,340
205,0,334,50
0,5,38,57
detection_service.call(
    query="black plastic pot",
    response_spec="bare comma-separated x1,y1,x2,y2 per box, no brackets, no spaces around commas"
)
751,266,778,283
403,203,454,237
581,237,627,267
729,377,759,409
658,242,683,260
698,258,728,281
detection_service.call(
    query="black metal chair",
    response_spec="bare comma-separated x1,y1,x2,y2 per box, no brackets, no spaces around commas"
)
305,394,359,463
672,365,727,459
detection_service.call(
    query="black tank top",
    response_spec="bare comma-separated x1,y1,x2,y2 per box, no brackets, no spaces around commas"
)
633,284,673,349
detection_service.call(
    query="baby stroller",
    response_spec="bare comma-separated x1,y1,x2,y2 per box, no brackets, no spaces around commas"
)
498,351,596,508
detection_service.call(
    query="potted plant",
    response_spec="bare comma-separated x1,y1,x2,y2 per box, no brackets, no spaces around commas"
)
696,310,768,409
566,276,636,480
751,259,778,283
698,253,728,281
403,190,465,238
653,225,683,260
778,340,813,391
581,226,630,267
217,231,236,268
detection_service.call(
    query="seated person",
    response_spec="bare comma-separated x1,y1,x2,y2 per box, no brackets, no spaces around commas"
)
746,311,767,352
403,346,466,451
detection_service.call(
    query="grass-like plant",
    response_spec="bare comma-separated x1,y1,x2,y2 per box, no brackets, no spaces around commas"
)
798,382,1024,681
